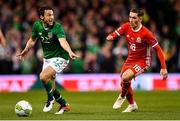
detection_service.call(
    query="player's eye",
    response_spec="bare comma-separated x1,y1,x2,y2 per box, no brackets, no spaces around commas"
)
129,16,134,18
129,16,136,19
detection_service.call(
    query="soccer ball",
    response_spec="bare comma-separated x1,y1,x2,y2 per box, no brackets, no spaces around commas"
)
15,100,32,117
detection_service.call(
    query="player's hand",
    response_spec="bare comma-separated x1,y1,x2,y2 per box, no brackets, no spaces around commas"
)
106,35,114,41
16,51,27,61
68,51,80,60
160,69,168,80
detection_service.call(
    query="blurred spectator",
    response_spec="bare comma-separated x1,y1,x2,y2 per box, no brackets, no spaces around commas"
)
112,37,128,73
0,0,179,74
97,42,116,73
70,49,85,73
19,49,37,74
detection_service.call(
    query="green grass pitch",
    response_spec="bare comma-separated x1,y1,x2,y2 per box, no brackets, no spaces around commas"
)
0,90,180,120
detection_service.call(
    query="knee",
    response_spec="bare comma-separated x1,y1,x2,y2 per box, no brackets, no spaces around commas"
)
121,76,130,82
40,72,48,83
121,73,134,82
121,69,135,82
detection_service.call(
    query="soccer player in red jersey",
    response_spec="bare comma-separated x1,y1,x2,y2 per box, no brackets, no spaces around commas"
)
106,8,168,112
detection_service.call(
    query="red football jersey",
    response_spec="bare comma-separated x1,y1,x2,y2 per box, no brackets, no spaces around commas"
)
112,22,158,65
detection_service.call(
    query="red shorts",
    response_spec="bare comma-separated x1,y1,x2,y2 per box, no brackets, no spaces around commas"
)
121,61,150,77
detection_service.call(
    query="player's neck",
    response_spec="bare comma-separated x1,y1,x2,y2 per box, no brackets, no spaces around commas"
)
42,22,49,30
42,21,54,30
132,23,142,32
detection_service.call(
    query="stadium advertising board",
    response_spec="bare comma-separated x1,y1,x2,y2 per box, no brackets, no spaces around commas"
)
0,74,180,92
56,74,180,91
0,75,37,92
56,74,120,91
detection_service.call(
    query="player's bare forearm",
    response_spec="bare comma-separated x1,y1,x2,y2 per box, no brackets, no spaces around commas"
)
59,38,73,53
0,29,6,47
59,38,79,59
17,38,36,60
22,38,36,54
0,37,6,47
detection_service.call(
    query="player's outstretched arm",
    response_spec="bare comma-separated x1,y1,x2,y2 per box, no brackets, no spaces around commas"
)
16,38,36,60
58,38,79,59
0,29,6,47
153,44,168,80
106,24,127,41
106,34,114,41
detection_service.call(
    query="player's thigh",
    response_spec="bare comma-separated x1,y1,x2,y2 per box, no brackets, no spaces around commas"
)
40,66,56,82
121,62,147,81
121,69,135,81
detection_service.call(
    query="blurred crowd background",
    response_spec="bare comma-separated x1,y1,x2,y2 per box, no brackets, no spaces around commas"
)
0,0,179,74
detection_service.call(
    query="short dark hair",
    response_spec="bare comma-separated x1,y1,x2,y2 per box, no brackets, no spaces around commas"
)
38,6,53,17
130,8,144,17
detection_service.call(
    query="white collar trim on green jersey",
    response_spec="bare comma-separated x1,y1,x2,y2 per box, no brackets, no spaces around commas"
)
42,22,49,30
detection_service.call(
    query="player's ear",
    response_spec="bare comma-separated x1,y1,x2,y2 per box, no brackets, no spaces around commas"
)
40,15,44,20
139,16,143,22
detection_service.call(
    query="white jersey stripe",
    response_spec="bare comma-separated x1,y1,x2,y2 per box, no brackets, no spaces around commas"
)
115,31,120,36
146,45,151,67
152,42,158,47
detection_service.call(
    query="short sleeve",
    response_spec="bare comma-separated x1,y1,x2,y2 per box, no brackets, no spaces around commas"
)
56,23,66,39
145,30,158,47
31,22,38,40
116,22,129,36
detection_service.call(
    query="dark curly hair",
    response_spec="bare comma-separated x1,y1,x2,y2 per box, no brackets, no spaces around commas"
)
38,6,53,18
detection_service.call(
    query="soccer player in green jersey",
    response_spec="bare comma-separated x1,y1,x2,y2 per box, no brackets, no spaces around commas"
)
17,6,79,114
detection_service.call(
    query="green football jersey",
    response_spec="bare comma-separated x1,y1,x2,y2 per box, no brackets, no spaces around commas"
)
31,20,69,60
